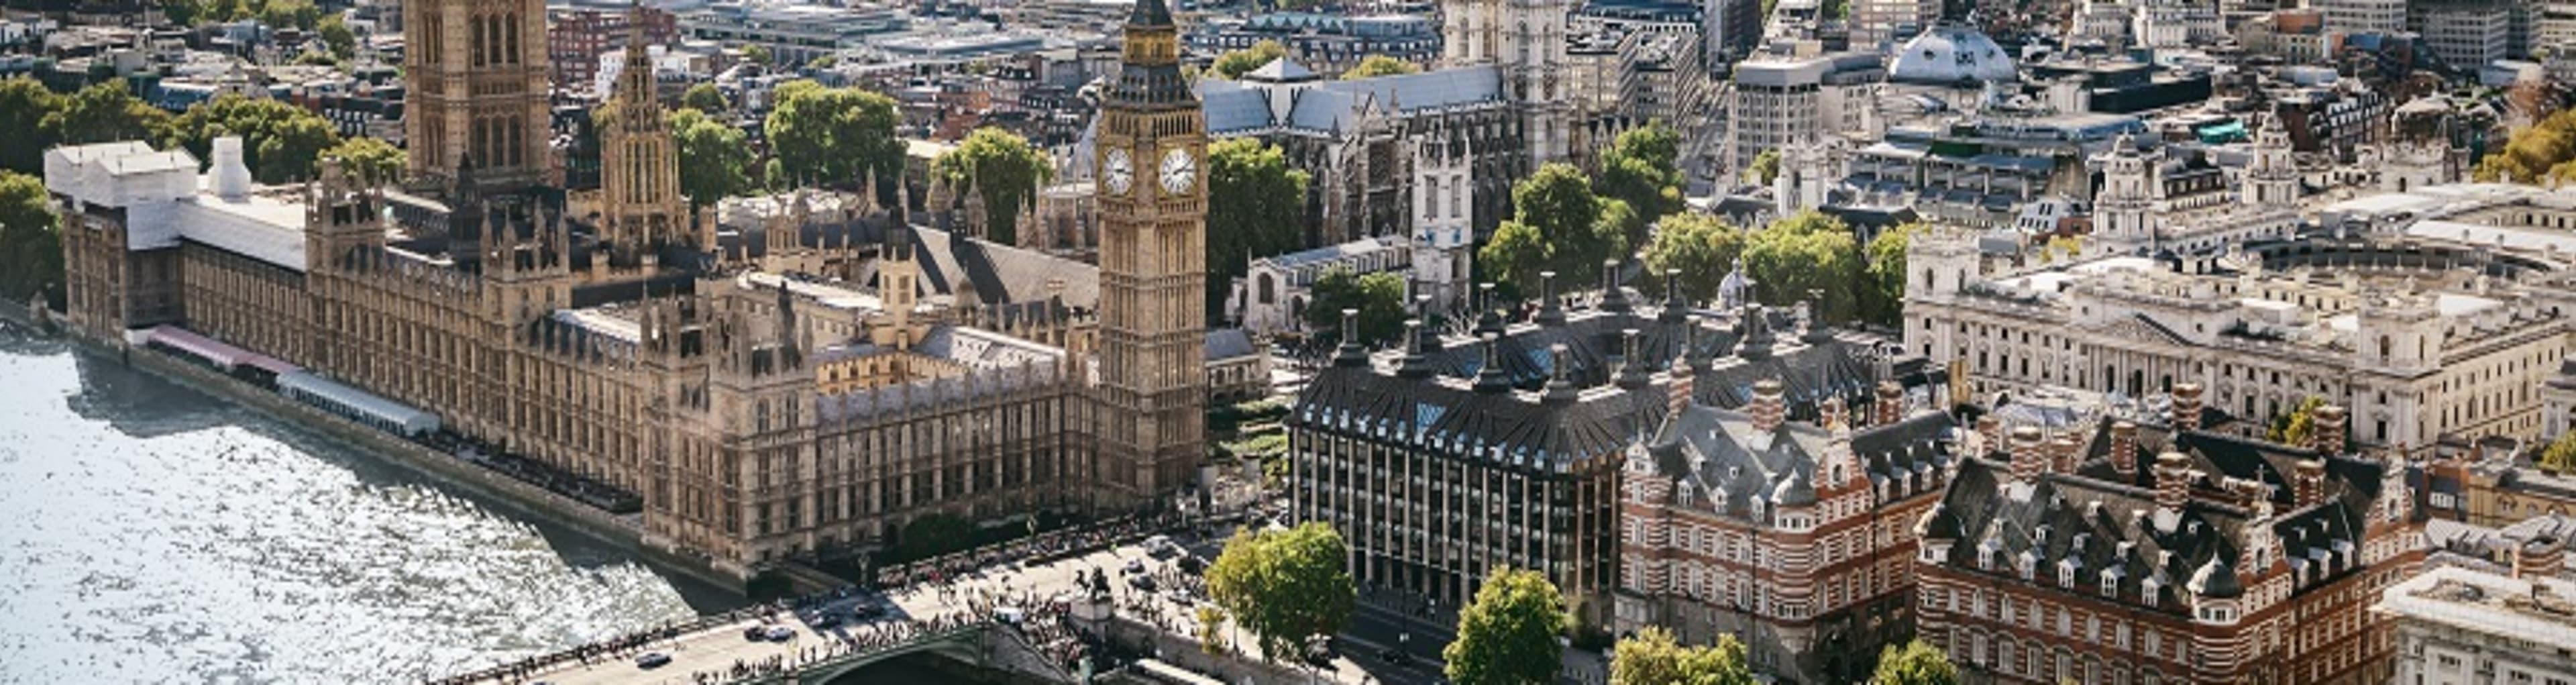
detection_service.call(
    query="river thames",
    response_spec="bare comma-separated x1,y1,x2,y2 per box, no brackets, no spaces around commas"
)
0,322,747,684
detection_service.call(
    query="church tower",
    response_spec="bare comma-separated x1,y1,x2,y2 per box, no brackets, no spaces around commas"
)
1093,0,1210,511
405,0,552,194
1444,0,1572,166
597,5,688,264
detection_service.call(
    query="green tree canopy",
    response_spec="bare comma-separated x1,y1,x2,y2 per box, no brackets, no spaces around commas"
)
680,83,731,114
741,44,772,66
2267,396,2326,446
1608,627,1756,685
1205,521,1356,664
46,81,172,149
1301,267,1407,346
258,0,321,30
167,95,345,183
1208,138,1310,314
763,80,902,191
321,136,404,185
896,513,975,561
2540,430,2576,474
1342,54,1421,79
1743,209,1862,321
0,78,63,174
1870,639,1961,685
0,171,64,309
1745,148,1782,186
1640,213,1746,305
1444,567,1569,685
672,108,759,209
1860,222,1924,327
1600,121,1684,246
1474,162,1631,297
1213,40,1289,80
932,126,1053,246
317,13,356,59
2473,108,2576,184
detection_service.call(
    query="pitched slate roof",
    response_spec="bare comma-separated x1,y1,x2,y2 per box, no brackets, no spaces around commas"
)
1647,403,1956,519
1194,65,1507,136
1291,363,1662,474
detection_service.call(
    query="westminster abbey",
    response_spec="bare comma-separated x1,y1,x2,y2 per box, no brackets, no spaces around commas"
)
46,0,1214,579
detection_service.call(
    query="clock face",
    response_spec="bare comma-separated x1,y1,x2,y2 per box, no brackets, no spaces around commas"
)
1159,148,1197,195
1103,148,1134,195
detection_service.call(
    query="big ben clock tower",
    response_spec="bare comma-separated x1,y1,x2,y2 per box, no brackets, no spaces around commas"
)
1093,0,1209,511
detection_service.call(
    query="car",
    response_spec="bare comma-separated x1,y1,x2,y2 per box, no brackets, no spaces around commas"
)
742,625,768,641
851,603,884,619
1127,574,1158,591
1379,647,1411,666
807,613,843,629
765,625,797,641
635,652,672,669
1124,558,1146,574
1175,555,1207,574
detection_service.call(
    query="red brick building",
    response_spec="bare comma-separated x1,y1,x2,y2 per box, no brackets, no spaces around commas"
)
547,6,677,96
1913,385,2424,685
1615,376,1957,684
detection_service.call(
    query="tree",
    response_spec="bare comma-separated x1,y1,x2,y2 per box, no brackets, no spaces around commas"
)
2267,397,2326,446
1301,267,1407,346
1860,222,1924,327
320,136,405,185
1608,627,1755,685
680,83,731,114
896,513,975,561
1600,121,1684,241
1444,568,1569,685
1213,40,1289,80
1474,162,1629,295
1742,210,1862,322
741,44,772,66
2473,108,2576,183
807,54,839,71
932,126,1053,245
161,0,203,26
672,108,758,209
258,0,320,30
1342,54,1421,79
1205,522,1356,664
1195,606,1232,655
2539,431,2576,474
1744,148,1782,186
317,14,356,60
1870,639,1960,685
45,81,171,148
166,95,346,183
1640,213,1746,305
763,80,902,191
0,171,62,310
0,78,63,174
1207,138,1310,315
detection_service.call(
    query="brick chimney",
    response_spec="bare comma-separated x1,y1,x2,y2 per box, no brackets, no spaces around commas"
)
2155,452,2192,512
1874,380,1904,426
2294,458,2326,509
2170,383,2203,433
1667,354,1695,416
1750,379,1786,433
2110,421,2141,477
2050,435,2082,473
2513,536,2566,580
2011,426,2047,484
1977,413,2004,458
2310,404,2347,457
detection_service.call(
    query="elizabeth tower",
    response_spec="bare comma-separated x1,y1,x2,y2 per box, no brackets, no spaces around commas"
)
1092,0,1209,510
404,0,551,193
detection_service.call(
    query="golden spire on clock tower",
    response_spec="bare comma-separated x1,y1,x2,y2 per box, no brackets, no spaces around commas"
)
1091,0,1209,511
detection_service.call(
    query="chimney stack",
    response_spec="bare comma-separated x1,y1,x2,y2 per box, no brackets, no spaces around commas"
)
1667,353,1696,416
2050,434,2082,473
2170,383,2204,433
1874,380,1904,426
1750,379,1786,433
2512,536,2566,580
1536,271,1564,324
1977,413,2004,457
2294,458,2326,509
2110,421,2141,477
2155,452,2193,512
211,136,252,201
2010,426,2047,484
2310,405,2347,457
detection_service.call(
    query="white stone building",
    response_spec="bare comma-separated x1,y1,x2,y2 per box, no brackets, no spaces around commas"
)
2424,3,2515,68
1726,51,1885,175
1232,236,1413,336
2376,566,2576,685
2320,0,2408,36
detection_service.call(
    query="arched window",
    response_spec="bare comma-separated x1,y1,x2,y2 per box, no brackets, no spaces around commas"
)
1257,273,1276,305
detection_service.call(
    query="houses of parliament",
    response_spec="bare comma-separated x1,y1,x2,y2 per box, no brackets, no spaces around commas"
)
44,0,1212,578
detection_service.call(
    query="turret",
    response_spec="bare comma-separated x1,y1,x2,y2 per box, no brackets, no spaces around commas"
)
2094,132,2156,255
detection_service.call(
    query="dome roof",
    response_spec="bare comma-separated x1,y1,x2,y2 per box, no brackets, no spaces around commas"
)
1890,23,2020,85
2188,556,2244,598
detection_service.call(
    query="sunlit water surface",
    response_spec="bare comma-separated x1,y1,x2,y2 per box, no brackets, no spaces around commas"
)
0,325,744,684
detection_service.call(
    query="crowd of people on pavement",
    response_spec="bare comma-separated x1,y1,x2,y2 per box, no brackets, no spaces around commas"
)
428,588,870,685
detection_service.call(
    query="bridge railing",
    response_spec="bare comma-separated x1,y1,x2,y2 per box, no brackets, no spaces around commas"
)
720,619,998,684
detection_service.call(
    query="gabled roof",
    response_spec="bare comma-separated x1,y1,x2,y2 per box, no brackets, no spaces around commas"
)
1243,57,1318,83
